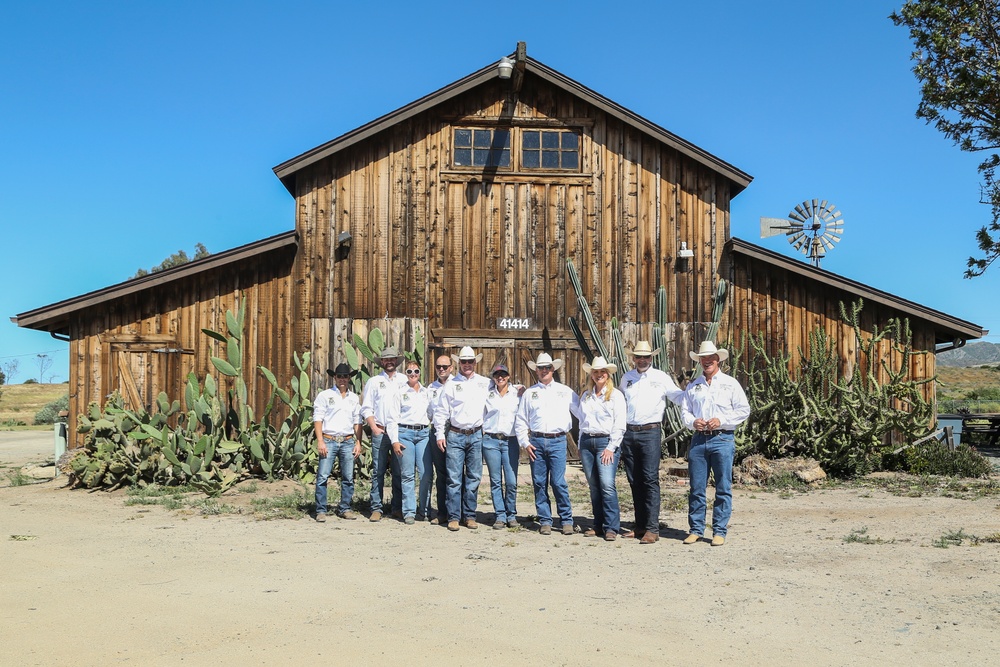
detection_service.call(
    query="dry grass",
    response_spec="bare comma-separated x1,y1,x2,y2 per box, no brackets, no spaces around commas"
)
936,365,1000,402
0,383,68,428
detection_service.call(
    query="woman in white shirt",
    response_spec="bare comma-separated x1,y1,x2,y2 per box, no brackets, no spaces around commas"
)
573,357,626,541
393,360,432,525
482,363,521,529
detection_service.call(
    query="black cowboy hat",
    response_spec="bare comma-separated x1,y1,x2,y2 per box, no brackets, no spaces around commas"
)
326,362,356,377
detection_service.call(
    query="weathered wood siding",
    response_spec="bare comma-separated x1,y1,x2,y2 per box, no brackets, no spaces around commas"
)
290,74,732,376
66,248,296,444
724,253,937,403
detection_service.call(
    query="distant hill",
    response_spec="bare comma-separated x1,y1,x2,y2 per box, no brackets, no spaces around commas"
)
937,341,1000,367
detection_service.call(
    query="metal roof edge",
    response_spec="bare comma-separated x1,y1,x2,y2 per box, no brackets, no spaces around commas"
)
13,230,298,331
727,237,985,341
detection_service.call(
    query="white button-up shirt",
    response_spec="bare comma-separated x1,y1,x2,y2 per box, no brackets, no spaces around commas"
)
427,377,450,426
573,387,627,452
312,388,362,437
361,371,407,442
483,384,521,437
619,367,683,425
396,383,431,426
681,371,750,431
514,380,580,449
432,373,491,433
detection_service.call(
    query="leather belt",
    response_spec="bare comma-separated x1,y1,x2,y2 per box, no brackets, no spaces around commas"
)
582,432,610,437
626,422,660,431
484,432,509,440
530,431,566,438
400,423,428,430
697,429,734,437
448,425,482,435
323,434,354,442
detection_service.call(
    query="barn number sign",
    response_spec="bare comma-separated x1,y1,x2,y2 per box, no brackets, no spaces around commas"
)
497,318,533,330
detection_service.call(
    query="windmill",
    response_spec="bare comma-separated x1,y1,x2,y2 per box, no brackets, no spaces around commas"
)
760,199,844,268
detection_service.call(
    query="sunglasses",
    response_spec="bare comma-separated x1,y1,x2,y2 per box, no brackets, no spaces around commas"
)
536,365,553,371
405,369,421,375
334,374,350,379
634,355,651,360
459,359,476,364
435,364,451,370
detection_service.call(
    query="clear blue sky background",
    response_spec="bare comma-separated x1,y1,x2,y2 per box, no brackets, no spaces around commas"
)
2,1,997,384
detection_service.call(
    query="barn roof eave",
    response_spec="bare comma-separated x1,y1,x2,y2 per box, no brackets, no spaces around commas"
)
272,55,752,196
728,237,986,345
12,230,298,335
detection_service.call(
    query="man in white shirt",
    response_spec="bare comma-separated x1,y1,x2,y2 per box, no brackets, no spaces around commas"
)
422,355,453,524
680,341,750,547
618,340,683,544
312,363,363,522
361,346,406,522
433,346,491,531
515,352,580,536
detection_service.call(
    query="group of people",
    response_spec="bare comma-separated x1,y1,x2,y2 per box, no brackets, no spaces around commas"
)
312,339,749,545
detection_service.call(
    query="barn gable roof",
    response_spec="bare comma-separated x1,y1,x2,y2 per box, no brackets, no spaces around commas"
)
272,55,753,196
728,237,986,345
12,231,298,334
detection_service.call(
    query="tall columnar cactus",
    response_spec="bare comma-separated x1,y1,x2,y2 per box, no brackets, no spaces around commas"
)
729,299,934,476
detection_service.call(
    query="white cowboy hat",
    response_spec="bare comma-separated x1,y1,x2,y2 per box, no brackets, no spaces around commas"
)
582,356,618,375
527,352,564,372
628,340,660,357
450,345,483,364
689,340,729,362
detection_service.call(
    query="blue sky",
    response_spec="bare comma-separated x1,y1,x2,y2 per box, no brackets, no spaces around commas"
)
2,1,997,384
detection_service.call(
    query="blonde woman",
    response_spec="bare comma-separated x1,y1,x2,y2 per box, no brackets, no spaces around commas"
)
573,357,626,541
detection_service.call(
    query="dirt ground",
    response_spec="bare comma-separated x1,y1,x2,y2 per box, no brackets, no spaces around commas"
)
2,432,999,666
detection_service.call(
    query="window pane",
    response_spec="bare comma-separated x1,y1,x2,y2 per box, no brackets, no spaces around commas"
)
542,131,559,149
497,149,511,167
474,129,492,148
473,149,490,166
455,148,472,166
454,129,471,147
523,150,539,168
494,129,511,147
541,150,559,168
561,151,579,169
561,132,578,149
523,131,540,149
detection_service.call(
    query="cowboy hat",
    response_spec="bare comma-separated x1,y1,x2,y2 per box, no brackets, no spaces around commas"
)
379,346,403,362
527,352,564,372
689,340,729,362
582,356,618,375
450,345,483,364
326,362,356,377
628,340,660,357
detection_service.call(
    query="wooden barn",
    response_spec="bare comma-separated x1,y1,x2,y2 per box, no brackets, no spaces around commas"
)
13,45,986,445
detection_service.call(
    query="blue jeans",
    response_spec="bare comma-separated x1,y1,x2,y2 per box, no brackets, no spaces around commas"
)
314,436,356,515
369,432,401,514
687,432,735,537
578,434,621,533
396,426,430,518
482,434,518,522
444,429,483,522
621,428,661,533
421,427,448,520
528,433,573,527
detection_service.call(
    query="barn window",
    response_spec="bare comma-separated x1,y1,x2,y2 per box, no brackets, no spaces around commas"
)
521,130,580,170
453,128,511,168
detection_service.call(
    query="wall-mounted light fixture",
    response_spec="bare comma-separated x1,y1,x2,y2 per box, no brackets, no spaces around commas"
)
337,230,352,248
497,56,515,80
676,241,694,272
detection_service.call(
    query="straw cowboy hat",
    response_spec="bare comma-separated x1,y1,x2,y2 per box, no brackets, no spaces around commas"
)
450,345,483,364
527,352,564,371
689,340,729,362
582,356,618,375
628,340,660,357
